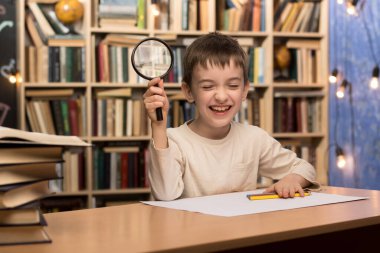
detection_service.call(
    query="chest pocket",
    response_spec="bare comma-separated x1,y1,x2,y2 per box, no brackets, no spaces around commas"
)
230,160,258,192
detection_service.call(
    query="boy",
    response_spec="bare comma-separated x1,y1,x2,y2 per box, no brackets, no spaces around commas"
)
143,32,318,201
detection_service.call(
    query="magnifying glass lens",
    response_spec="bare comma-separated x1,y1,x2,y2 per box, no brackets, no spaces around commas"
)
131,38,174,121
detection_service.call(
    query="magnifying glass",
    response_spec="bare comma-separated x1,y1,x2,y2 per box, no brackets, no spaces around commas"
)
131,37,174,121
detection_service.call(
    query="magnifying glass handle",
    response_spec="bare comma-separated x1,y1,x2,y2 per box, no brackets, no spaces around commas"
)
154,84,163,121
156,108,163,121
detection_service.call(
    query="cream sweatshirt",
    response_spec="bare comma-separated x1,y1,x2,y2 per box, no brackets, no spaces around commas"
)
149,121,317,200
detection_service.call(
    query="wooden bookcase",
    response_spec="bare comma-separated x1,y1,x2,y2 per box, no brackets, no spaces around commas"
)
16,0,329,210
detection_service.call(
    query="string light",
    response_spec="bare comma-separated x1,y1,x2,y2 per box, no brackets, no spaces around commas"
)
151,0,160,16
369,65,379,89
8,70,22,84
336,79,349,99
336,146,346,169
329,68,339,84
346,0,359,16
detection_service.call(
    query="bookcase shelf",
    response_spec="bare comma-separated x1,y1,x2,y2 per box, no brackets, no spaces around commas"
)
17,0,329,210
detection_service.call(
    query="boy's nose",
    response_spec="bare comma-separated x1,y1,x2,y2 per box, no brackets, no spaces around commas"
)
214,87,228,102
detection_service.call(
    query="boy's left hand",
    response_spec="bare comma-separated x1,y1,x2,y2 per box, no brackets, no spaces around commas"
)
263,174,309,198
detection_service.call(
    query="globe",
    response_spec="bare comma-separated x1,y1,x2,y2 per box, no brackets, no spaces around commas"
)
274,45,291,70
55,0,84,24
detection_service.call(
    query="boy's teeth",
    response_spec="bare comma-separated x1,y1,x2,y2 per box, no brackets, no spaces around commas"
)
211,106,230,112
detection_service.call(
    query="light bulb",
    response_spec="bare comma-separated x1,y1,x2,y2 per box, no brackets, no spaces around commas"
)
370,65,379,89
336,85,345,98
346,1,358,16
8,75,17,84
151,0,160,16
336,79,348,99
336,146,346,169
370,77,379,89
337,0,344,4
337,154,347,169
329,69,338,84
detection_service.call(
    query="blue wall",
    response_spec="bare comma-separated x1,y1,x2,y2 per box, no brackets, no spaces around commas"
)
329,1,380,189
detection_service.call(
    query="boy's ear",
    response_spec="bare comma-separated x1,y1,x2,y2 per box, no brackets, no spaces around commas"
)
242,81,250,101
181,82,194,103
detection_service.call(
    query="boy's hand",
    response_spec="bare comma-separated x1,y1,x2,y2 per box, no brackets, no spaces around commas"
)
263,174,309,198
143,77,169,123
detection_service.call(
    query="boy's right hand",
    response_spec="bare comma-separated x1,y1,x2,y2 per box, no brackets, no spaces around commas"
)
143,77,169,124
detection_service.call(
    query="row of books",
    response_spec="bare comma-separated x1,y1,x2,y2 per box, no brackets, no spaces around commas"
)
25,93,86,137
93,145,150,190
98,0,146,29
274,0,320,33
92,95,150,137
49,151,86,193
281,139,317,168
26,46,85,83
234,91,261,127
216,0,266,32
273,91,323,133
0,127,89,246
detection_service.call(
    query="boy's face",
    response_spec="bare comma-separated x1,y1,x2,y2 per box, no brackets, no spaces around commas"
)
182,60,249,137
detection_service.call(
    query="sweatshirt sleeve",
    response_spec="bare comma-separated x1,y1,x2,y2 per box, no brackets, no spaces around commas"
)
148,138,185,200
257,131,319,188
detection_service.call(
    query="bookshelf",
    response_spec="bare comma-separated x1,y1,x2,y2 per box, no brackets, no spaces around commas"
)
17,0,329,210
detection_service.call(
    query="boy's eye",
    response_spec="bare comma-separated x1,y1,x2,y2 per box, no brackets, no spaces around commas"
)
228,83,240,89
201,85,214,90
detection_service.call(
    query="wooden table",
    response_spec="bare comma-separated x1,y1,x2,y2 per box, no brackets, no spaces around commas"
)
2,186,380,252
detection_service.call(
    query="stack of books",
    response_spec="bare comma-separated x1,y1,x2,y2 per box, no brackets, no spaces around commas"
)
0,127,89,246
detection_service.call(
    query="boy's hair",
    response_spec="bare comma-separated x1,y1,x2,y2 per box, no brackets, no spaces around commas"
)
182,32,248,86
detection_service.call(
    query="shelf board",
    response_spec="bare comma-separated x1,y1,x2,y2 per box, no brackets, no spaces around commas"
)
272,133,325,138
218,31,269,37
92,188,151,195
90,136,151,142
50,191,90,197
90,27,150,35
273,83,326,88
272,32,324,38
23,82,87,88
90,83,182,88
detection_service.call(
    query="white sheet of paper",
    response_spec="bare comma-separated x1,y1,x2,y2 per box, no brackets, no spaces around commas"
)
142,190,368,217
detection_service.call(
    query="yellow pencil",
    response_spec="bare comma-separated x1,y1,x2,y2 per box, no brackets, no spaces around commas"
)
247,191,311,200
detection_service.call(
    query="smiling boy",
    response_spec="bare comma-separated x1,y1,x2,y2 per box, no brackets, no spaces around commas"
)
143,32,318,201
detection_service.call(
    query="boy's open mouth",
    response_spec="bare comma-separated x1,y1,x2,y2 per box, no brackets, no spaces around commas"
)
210,106,231,112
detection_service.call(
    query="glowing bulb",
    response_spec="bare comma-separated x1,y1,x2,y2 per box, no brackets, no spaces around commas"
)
329,69,338,84
337,154,346,169
370,66,379,89
8,75,17,84
337,0,344,4
336,85,345,98
329,75,337,83
370,77,379,89
152,4,160,16
346,2,357,16
336,146,346,169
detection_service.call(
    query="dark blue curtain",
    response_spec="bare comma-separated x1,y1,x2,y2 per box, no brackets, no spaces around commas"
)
329,1,380,189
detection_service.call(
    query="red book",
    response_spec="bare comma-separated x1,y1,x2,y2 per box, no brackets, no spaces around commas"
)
120,153,128,189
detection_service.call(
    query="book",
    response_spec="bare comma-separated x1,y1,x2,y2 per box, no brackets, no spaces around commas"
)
47,35,85,47
0,147,63,165
27,2,55,39
0,208,45,226
0,126,90,147
95,88,132,98
0,162,61,186
0,226,51,246
25,88,75,98
0,181,52,209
